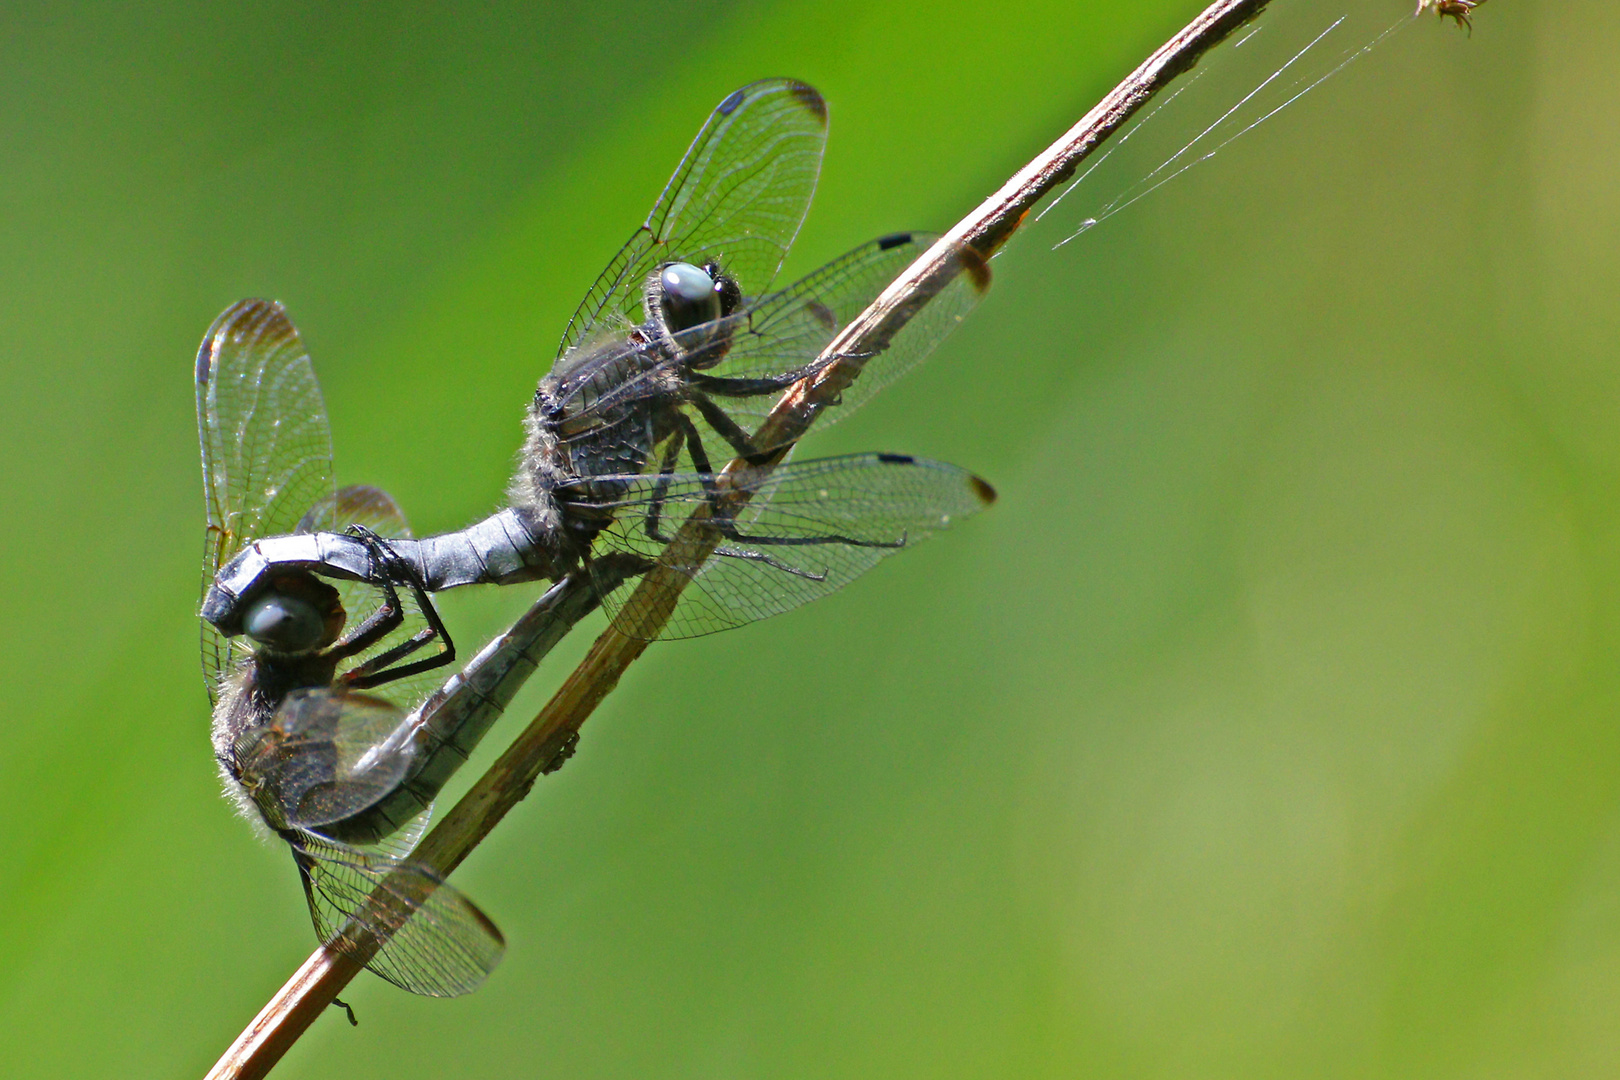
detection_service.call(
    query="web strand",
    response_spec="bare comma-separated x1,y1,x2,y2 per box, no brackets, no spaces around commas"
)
1044,5,1416,250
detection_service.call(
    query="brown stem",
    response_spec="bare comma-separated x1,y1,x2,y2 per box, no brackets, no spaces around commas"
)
203,2,1270,1076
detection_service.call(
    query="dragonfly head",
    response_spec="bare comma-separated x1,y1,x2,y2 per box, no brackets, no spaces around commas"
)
651,260,741,340
654,261,721,333
651,259,744,371
238,572,346,656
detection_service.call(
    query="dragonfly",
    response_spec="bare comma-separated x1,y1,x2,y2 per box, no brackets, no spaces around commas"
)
198,298,643,997
202,77,995,646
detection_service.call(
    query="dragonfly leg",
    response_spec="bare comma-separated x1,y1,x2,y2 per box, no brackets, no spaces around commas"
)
687,368,813,397
687,389,768,459
686,351,857,398
326,577,404,659
642,415,782,562
334,529,458,690
708,453,909,547
675,411,721,477
712,543,830,580
641,424,687,544
342,622,452,690
718,526,907,550
653,413,739,533
651,414,907,557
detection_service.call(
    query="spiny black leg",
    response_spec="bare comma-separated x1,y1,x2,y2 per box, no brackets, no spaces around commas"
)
330,998,359,1027
708,527,904,584
720,528,907,550
341,531,457,689
688,390,765,459
689,349,879,398
643,424,687,544
341,625,438,689
713,543,830,580
687,344,882,398
325,529,455,689
676,411,718,477
341,575,452,684
643,413,731,541
688,362,827,398
672,411,743,518
327,576,404,660
393,555,455,666
669,412,908,555
323,530,407,662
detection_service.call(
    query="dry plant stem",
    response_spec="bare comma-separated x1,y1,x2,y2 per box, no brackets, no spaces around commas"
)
204,1,1270,1076
203,952,363,1080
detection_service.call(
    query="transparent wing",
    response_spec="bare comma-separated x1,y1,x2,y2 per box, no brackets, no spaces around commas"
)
196,299,336,698
232,688,417,831
359,807,433,863
300,484,411,538
293,833,505,998
687,232,940,385
556,233,931,433
553,236,991,480
558,78,827,359
585,453,996,639
732,239,991,447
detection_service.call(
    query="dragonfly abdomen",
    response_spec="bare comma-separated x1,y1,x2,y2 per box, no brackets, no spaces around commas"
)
386,507,561,590
320,566,634,846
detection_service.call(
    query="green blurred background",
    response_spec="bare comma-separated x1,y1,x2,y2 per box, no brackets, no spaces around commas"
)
1,0,1611,1076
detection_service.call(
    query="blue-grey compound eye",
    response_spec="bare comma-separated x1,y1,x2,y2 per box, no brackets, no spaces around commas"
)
659,262,720,332
241,591,325,653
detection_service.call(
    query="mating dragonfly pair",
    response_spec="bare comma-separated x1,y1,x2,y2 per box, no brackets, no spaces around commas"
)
197,79,995,999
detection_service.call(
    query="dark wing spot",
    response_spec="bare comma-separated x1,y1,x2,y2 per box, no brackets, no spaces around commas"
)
254,300,298,348
969,476,998,506
999,208,1033,250
876,453,915,465
195,335,217,384
806,299,837,332
877,232,915,251
958,245,992,295
717,88,747,116
787,81,828,126
198,298,290,380
466,894,506,942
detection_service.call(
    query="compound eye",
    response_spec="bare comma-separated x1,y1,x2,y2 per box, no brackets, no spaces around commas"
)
242,591,326,653
659,262,720,333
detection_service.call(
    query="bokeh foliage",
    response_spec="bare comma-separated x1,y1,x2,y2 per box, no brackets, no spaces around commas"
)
2,0,1615,1076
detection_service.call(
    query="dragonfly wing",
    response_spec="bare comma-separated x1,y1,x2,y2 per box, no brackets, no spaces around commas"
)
687,232,938,382
358,807,432,863
294,833,505,998
764,241,991,446
300,484,413,539
558,79,827,359
558,233,929,429
555,236,990,479
586,453,996,640
676,235,990,457
196,300,336,699
233,688,417,831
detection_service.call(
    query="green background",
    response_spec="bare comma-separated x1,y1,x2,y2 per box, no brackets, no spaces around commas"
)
2,0,1612,1076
